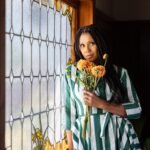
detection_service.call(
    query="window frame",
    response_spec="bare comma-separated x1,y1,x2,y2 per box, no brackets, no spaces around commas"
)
0,0,94,149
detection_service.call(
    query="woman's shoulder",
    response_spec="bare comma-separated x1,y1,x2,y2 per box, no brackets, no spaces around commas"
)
113,64,128,78
65,63,77,71
64,63,77,77
113,64,127,72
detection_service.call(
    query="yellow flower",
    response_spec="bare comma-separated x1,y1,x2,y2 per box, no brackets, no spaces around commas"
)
77,59,95,72
91,65,106,77
103,53,108,60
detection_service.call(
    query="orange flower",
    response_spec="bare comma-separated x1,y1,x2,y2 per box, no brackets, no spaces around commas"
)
77,59,95,72
91,65,106,77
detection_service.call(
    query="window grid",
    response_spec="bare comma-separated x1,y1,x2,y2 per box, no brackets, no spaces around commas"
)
5,0,73,149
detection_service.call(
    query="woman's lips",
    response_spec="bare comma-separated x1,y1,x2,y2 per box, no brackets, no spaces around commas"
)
85,54,93,59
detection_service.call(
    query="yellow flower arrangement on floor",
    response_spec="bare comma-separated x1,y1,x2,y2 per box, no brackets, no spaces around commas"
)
75,54,108,139
32,115,68,150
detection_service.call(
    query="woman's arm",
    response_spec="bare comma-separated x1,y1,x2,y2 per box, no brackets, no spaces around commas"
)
83,90,127,117
66,130,73,150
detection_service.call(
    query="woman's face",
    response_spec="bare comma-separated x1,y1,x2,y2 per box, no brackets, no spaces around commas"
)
79,32,98,62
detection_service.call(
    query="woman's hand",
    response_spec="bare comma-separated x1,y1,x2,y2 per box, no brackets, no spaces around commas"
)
83,90,103,108
83,90,127,117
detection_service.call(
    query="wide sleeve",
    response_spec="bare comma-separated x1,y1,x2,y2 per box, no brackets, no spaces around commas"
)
121,68,142,119
62,66,76,131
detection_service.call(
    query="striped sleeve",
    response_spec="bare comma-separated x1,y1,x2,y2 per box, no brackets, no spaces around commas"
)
63,66,76,131
121,68,142,119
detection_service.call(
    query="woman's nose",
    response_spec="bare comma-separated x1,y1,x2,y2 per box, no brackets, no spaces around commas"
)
85,44,91,52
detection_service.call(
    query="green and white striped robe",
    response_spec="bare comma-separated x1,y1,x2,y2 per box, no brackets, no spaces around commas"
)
63,64,142,150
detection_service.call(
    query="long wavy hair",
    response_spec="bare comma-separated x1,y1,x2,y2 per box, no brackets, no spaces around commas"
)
74,24,129,103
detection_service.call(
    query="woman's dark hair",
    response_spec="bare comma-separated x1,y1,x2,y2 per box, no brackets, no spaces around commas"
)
74,24,129,103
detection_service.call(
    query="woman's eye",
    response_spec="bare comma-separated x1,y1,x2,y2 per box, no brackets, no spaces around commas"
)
89,42,95,47
79,44,84,48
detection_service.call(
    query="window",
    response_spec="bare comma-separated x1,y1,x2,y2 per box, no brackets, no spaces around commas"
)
5,0,77,149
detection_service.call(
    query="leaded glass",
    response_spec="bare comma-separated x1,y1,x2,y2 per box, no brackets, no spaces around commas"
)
5,0,74,149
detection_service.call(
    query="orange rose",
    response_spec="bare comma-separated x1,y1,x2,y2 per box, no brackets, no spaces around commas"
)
77,59,95,72
91,65,106,77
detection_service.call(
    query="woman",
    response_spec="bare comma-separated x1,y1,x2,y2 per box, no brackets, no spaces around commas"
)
63,24,142,150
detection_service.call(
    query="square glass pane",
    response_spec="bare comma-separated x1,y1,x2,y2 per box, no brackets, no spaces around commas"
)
61,15,67,44
5,79,11,121
41,42,47,76
23,78,31,116
32,1,40,38
48,43,54,75
55,109,61,142
12,36,22,76
23,38,31,76
41,5,47,40
41,78,47,111
32,78,40,113
61,45,67,74
5,35,11,77
55,76,61,107
32,40,39,76
12,78,22,119
55,44,60,75
12,0,22,34
23,0,31,36
23,118,31,150
6,0,11,32
48,77,54,108
48,8,54,41
55,11,60,42
67,17,71,45
12,120,22,150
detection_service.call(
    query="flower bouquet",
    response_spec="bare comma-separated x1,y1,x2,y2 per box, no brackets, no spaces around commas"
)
75,54,108,139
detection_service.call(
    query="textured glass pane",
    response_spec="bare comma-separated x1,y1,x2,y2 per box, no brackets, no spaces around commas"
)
32,78,39,113
41,78,47,111
6,0,11,32
23,118,31,150
67,46,71,61
48,110,54,144
12,120,21,150
55,109,60,142
48,8,54,41
23,38,31,76
55,76,60,107
48,77,54,108
6,35,11,77
67,17,71,45
48,43,54,75
13,0,22,34
32,2,40,38
5,79,11,121
23,78,31,116
41,42,47,76
12,36,22,76
61,15,67,44
41,113,48,133
12,78,22,118
55,11,60,42
23,0,31,36
61,45,67,74
32,40,39,76
41,5,47,40
5,123,11,149
49,0,54,8
55,44,60,74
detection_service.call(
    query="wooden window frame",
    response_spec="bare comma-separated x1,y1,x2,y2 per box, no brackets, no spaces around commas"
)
0,0,94,149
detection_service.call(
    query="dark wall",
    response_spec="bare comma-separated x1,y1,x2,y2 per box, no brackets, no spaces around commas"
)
112,21,150,116
95,9,150,146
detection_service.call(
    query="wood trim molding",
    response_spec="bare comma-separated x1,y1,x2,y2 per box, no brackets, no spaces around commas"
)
78,0,94,27
0,0,5,149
